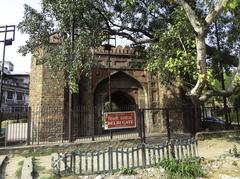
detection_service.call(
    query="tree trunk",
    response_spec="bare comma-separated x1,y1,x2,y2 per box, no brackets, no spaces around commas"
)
189,34,207,101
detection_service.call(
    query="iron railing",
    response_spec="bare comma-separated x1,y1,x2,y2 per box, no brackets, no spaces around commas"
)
0,105,239,148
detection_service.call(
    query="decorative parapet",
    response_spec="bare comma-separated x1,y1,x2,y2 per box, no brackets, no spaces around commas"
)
94,45,134,55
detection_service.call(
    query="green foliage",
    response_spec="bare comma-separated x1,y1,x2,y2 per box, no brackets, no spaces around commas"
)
18,0,106,92
227,0,240,10
19,0,240,100
157,159,204,179
232,161,238,166
146,7,197,88
120,168,137,175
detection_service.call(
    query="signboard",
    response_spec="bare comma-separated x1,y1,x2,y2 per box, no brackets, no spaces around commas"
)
103,111,136,130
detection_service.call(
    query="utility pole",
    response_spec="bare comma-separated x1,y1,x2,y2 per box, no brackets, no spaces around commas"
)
0,25,15,110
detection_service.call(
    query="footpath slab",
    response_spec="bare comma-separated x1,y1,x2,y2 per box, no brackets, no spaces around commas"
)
21,157,33,179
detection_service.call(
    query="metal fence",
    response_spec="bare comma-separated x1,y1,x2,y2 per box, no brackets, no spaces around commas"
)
201,106,240,125
140,107,195,143
51,138,198,176
0,105,143,147
0,105,240,147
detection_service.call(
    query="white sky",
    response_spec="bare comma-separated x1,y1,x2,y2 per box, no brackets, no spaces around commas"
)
0,0,41,72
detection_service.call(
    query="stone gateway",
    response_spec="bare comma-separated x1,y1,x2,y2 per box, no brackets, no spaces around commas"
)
29,45,193,141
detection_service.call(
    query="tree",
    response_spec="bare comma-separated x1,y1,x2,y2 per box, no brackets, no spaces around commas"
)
18,0,106,91
171,0,239,102
18,0,240,103
121,0,240,102
94,0,240,103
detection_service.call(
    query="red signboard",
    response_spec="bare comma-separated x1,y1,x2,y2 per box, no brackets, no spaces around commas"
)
103,111,136,130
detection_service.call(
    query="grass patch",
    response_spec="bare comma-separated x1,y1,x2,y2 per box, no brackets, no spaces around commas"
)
157,159,204,179
39,177,52,179
15,160,24,178
21,148,56,158
18,160,24,166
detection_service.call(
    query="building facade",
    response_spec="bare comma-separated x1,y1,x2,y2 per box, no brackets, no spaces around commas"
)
0,61,29,112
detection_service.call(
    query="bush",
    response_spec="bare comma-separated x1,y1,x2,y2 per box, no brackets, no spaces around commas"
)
229,145,240,157
157,159,204,179
120,168,137,175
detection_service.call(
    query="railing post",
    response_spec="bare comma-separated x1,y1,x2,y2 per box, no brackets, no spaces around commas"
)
110,130,113,140
170,140,175,159
236,108,240,129
141,143,146,168
57,153,61,177
108,146,113,172
193,104,198,136
68,92,73,143
0,111,2,136
137,108,141,138
91,105,95,141
141,109,146,143
165,108,170,142
27,107,31,145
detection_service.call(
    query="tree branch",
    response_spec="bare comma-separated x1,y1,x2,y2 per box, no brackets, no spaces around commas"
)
205,0,229,26
172,0,203,33
107,20,154,39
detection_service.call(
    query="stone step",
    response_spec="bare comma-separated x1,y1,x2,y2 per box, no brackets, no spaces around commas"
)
21,157,33,179
0,155,7,169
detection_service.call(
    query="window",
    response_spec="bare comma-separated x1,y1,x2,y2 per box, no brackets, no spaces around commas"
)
7,91,13,100
17,92,23,101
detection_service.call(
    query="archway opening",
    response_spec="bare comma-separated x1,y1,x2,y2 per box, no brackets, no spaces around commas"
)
93,71,145,134
103,91,136,112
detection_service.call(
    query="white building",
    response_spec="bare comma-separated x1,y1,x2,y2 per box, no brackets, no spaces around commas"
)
0,61,29,112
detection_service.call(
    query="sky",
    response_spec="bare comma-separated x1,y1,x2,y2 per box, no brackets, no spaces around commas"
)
0,0,41,72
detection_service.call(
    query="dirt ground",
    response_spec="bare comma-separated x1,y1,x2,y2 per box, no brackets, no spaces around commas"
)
198,138,240,179
61,136,240,179
1,135,240,179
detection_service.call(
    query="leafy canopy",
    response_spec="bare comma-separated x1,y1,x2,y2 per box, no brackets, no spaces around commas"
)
18,0,106,91
18,0,240,100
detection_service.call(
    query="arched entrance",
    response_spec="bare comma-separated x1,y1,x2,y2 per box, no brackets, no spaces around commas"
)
103,91,136,111
94,71,145,134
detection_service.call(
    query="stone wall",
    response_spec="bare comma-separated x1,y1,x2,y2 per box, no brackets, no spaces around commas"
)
29,57,65,108
29,57,66,141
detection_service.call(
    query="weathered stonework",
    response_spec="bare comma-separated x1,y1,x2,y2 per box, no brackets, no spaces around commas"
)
29,45,192,141
29,56,66,141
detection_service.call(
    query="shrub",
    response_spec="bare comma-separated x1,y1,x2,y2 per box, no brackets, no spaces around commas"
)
232,145,240,157
232,161,238,166
157,159,204,179
120,168,137,175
